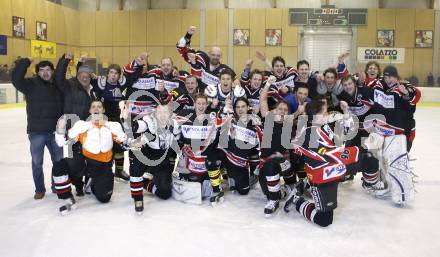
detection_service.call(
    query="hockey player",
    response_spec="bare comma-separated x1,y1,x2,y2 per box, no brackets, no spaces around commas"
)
257,76,303,217
239,59,264,115
283,99,383,227
147,57,186,92
123,53,171,117
363,65,421,206
284,82,311,115
338,75,375,147
175,94,223,204
177,26,234,90
123,103,181,214
77,55,130,181
217,97,261,195
171,75,200,112
204,69,245,113
53,100,127,214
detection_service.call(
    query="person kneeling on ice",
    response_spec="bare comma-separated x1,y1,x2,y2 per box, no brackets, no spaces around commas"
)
283,99,384,227
173,94,223,205
122,103,181,215
53,100,127,214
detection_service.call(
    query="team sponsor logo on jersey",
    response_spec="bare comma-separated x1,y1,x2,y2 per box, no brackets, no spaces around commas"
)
186,157,207,173
348,105,370,116
232,125,257,145
201,70,220,86
280,160,291,172
132,77,156,90
157,79,180,91
323,163,346,180
127,102,154,115
374,89,395,109
181,125,212,139
248,98,260,109
273,75,295,88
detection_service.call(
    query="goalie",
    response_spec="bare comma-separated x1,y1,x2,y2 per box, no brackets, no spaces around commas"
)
363,65,420,206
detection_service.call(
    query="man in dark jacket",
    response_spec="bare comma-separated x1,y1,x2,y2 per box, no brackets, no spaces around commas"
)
12,57,63,199
55,54,97,120
54,54,98,196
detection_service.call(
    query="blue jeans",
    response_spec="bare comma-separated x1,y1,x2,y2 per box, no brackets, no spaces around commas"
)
28,132,63,193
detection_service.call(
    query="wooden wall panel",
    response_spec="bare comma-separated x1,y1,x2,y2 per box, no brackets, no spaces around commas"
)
55,5,66,44
164,46,183,70
233,47,250,72
112,11,130,46
95,11,113,46
181,9,200,47
112,46,129,67
79,11,96,46
282,9,298,47
395,48,413,79
250,9,265,46
11,0,25,18
413,49,433,83
129,10,147,46
147,10,164,46
0,0,12,36
216,10,229,46
377,9,395,29
357,8,377,46
234,9,250,28
57,45,66,59
205,9,217,46
163,10,182,46
415,9,435,30
146,46,164,65
10,38,25,59
65,7,79,46
40,1,56,42
282,47,298,68
265,8,282,29
129,46,147,61
96,47,113,64
23,0,35,40
395,9,415,48
265,47,282,63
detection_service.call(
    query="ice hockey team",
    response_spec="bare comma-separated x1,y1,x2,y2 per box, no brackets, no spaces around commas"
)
13,26,421,227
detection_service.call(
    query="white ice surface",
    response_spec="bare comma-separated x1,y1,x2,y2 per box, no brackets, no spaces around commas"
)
0,107,439,257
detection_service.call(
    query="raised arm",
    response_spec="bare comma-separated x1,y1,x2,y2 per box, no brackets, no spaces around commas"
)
260,76,277,118
11,57,33,95
54,54,73,93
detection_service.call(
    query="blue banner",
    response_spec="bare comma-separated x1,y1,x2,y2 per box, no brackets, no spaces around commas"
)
0,35,7,55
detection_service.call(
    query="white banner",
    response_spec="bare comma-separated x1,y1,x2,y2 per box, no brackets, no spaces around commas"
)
357,47,405,64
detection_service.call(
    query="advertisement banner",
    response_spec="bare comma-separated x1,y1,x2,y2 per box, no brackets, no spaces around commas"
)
30,40,56,59
357,47,405,64
0,35,7,55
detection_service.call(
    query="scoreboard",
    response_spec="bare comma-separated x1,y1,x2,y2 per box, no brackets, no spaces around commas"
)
289,7,368,26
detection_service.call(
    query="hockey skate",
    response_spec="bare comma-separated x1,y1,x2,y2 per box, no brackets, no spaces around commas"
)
134,200,144,215
115,170,130,182
59,197,77,215
264,200,280,218
249,174,259,188
284,181,306,213
362,179,389,199
84,178,92,195
209,191,224,206
280,184,292,199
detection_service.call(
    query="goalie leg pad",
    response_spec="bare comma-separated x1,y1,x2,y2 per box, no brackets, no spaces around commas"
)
383,135,414,206
172,177,202,205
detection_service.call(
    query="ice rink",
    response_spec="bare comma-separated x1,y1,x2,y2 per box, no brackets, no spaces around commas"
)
0,106,439,257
